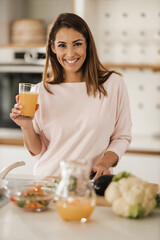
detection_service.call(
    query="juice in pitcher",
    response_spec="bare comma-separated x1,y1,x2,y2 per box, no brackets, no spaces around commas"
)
55,160,96,222
55,198,95,221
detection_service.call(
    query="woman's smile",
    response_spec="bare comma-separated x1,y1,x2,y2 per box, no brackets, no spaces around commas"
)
64,58,80,65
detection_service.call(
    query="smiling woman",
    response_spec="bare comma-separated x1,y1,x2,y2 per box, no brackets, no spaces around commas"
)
10,13,132,178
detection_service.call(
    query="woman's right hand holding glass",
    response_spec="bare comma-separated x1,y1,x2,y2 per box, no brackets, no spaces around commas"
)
10,95,38,129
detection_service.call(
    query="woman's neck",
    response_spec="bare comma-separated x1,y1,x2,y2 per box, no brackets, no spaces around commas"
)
64,71,84,83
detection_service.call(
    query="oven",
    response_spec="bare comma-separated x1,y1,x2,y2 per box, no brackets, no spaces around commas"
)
0,46,46,129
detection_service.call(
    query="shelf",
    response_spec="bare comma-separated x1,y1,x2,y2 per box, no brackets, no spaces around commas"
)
0,44,46,49
103,63,160,71
0,138,24,146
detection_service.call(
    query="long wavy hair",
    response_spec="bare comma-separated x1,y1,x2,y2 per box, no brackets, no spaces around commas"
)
43,12,117,97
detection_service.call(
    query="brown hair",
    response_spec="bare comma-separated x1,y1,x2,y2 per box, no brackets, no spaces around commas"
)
43,12,117,97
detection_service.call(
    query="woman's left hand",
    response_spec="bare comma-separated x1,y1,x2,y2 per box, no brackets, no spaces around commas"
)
91,161,111,180
91,151,119,180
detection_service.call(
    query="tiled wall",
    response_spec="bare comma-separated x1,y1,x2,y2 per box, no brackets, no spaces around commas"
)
122,69,160,136
96,0,160,64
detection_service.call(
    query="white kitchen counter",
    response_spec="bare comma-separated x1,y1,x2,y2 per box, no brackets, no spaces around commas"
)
0,199,159,240
0,175,159,240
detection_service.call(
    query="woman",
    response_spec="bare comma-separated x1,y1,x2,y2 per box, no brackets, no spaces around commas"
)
10,13,132,178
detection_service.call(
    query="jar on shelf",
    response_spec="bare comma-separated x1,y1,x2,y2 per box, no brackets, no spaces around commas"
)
55,159,96,222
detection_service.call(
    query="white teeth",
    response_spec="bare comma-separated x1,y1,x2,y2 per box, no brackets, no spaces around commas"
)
65,59,78,64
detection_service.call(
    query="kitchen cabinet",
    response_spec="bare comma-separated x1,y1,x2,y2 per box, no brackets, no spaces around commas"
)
0,145,36,176
114,153,160,184
114,136,160,184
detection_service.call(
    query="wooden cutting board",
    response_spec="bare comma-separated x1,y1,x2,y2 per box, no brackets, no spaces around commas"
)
96,196,111,206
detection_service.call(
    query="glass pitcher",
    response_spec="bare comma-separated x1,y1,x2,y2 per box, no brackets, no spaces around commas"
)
55,159,96,222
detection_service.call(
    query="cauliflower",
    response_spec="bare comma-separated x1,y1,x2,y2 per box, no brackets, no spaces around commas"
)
105,173,157,218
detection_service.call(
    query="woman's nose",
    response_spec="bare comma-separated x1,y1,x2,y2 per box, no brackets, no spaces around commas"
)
66,46,75,57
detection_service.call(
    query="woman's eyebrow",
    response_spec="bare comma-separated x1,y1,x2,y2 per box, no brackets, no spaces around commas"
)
57,41,66,44
56,39,83,44
73,39,83,43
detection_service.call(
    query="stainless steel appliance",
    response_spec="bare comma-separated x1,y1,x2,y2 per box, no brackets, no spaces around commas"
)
0,46,46,129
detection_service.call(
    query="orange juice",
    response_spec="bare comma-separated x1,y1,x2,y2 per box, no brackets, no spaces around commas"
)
55,198,95,221
19,92,39,118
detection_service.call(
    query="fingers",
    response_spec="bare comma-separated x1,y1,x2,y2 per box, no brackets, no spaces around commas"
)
12,103,22,114
10,99,22,120
15,95,19,103
94,170,103,179
14,103,22,110
91,166,111,180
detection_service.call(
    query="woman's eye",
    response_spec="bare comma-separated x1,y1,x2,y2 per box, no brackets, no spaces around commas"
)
74,42,82,47
58,44,66,48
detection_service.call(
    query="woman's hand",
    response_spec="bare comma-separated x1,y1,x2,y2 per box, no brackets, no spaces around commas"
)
91,161,111,180
10,95,39,129
91,151,119,180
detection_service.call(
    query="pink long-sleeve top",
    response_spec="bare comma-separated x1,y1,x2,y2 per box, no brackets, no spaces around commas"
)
32,73,132,177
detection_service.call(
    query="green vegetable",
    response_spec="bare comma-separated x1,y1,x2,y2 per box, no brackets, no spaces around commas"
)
129,204,146,219
17,200,26,208
42,179,58,188
112,171,132,182
155,193,160,208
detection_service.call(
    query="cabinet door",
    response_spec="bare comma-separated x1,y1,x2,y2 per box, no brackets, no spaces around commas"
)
113,153,160,184
0,145,36,176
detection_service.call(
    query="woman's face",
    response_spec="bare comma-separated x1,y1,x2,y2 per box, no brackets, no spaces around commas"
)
51,27,87,74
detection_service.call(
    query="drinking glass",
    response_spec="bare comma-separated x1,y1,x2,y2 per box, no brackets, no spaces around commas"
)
19,83,39,119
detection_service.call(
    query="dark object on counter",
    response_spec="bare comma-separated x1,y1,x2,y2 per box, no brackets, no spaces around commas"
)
92,174,114,196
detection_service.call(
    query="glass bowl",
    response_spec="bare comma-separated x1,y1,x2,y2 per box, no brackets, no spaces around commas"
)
6,184,55,212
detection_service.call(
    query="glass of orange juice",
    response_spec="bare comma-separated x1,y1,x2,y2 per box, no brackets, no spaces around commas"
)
19,83,39,119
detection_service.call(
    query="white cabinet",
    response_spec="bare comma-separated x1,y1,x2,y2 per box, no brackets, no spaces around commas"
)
0,146,160,183
0,145,36,176
114,153,160,184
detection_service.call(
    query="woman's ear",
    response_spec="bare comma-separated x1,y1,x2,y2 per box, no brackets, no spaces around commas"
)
51,45,56,54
